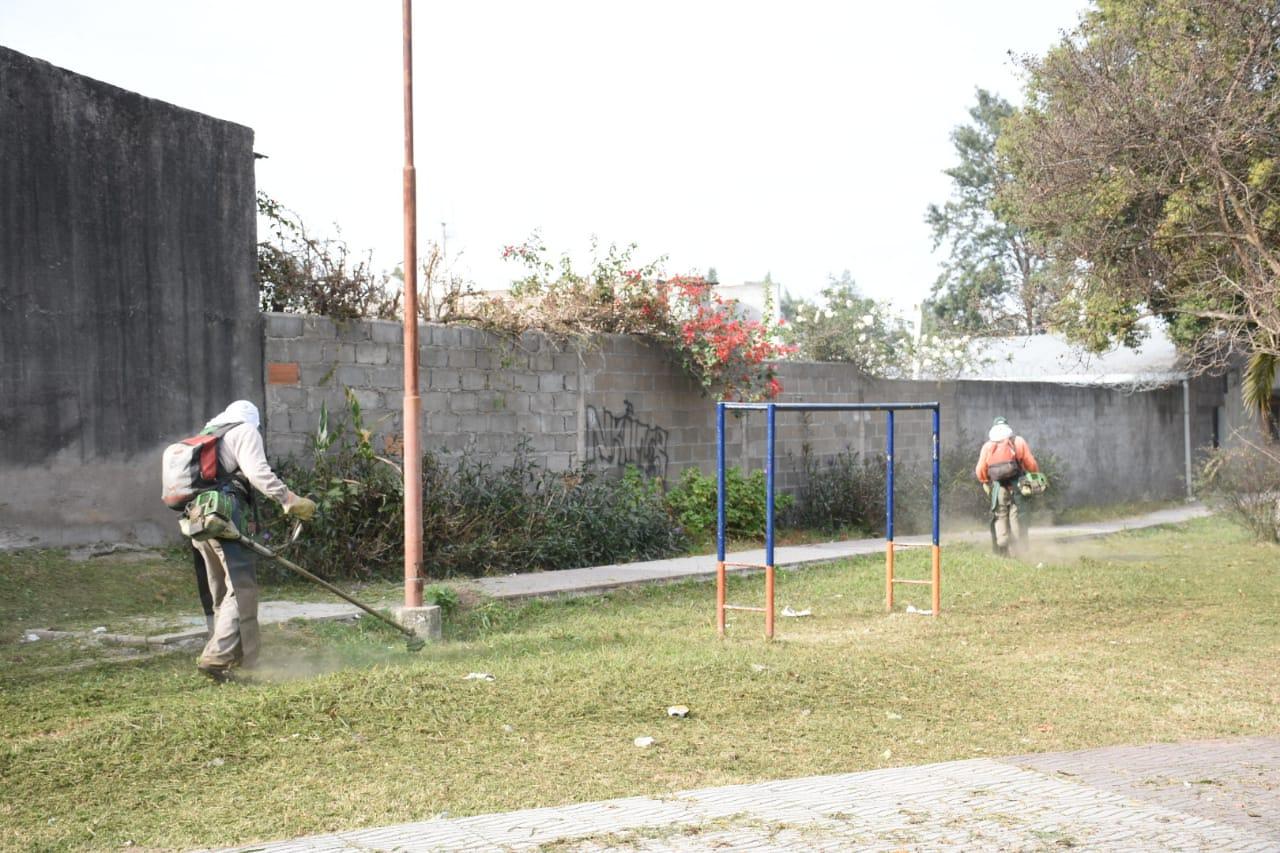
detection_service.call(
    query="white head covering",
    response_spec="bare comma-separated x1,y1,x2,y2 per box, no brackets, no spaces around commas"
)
988,422,1014,442
206,400,261,430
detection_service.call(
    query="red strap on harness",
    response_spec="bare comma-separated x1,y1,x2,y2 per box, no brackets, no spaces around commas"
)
181,434,220,481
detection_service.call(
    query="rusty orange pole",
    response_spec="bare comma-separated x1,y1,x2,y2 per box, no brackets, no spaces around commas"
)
716,561,726,636
885,542,895,612
401,0,423,608
931,545,941,616
764,565,775,640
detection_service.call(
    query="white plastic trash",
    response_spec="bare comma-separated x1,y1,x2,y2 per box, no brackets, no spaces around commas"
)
634,736,656,748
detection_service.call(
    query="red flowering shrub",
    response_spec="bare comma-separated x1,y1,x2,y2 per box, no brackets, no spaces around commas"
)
657,275,793,401
480,236,791,400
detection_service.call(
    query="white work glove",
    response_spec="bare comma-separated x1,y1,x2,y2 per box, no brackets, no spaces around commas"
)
283,491,317,521
982,482,992,497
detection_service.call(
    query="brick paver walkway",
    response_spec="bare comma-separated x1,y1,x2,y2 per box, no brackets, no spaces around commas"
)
232,736,1277,852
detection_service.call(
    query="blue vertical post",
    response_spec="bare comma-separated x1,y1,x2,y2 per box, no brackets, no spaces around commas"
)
885,410,895,542
716,402,727,635
765,404,776,567
930,405,941,615
885,409,896,611
931,406,940,547
764,403,777,639
716,403,726,562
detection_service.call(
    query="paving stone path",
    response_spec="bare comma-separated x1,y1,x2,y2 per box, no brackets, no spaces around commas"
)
232,737,1278,851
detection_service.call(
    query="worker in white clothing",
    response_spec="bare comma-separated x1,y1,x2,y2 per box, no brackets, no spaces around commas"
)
187,401,315,681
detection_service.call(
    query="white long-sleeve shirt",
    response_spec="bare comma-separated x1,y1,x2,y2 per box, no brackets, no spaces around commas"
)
214,423,291,505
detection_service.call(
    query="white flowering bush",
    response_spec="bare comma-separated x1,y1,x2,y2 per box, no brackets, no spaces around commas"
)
784,276,987,378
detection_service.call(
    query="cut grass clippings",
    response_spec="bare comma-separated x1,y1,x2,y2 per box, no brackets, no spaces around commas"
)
0,517,1277,850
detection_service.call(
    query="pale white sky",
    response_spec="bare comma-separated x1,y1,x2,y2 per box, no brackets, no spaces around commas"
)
1,0,1087,311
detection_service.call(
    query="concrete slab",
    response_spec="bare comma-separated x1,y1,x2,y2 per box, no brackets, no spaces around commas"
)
467,503,1210,603
226,736,1279,852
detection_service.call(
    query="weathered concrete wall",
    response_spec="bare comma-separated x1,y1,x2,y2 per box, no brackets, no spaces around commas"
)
0,47,259,548
264,314,1216,508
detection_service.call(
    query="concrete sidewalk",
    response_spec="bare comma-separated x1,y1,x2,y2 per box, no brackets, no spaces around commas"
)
230,736,1278,851
464,502,1210,602
48,503,1202,646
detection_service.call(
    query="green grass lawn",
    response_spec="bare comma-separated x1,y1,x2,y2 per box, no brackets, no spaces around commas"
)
1,517,1277,850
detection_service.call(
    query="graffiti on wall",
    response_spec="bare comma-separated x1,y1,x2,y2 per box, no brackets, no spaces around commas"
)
585,399,669,481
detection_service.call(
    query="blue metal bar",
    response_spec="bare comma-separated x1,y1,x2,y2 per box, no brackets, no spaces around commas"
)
931,406,941,546
886,410,895,542
721,401,940,412
716,402,726,562
765,403,776,568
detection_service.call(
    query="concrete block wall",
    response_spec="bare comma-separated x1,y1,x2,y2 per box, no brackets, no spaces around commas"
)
264,313,1214,507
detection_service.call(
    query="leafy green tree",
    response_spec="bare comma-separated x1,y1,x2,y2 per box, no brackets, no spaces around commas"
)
999,0,1280,418
927,90,1054,336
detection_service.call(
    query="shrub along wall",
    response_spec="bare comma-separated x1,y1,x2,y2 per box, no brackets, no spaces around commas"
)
264,313,1221,513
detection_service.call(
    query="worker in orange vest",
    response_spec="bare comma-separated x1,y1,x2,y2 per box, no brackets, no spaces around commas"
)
975,416,1040,556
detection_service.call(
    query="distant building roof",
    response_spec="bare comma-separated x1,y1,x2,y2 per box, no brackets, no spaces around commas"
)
957,325,1187,387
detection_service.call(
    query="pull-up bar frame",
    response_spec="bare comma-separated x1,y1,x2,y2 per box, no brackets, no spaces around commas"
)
715,401,942,640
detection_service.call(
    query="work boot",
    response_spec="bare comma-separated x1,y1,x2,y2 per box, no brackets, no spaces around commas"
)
197,662,235,684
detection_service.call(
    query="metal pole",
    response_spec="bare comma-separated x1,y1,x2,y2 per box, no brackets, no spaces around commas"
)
401,0,423,608
885,410,895,612
765,403,776,640
931,406,941,616
716,402,726,637
1182,379,1194,500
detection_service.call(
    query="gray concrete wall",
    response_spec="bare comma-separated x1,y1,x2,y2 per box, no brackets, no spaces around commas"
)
0,47,259,548
264,314,1214,509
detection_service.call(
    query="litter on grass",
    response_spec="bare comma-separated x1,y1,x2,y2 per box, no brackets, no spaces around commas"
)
666,705,689,718
781,607,812,618
22,632,40,643
463,672,495,681
634,736,655,748
92,626,107,634
904,605,934,616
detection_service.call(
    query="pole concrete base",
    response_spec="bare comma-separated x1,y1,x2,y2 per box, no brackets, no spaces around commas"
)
394,605,442,642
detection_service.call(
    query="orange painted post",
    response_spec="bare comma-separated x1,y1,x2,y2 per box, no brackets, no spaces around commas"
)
764,565,775,640
400,0,423,609
885,541,895,612
716,561,726,636
931,545,941,616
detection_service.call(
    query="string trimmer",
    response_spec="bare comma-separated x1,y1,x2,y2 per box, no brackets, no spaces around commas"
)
182,493,425,652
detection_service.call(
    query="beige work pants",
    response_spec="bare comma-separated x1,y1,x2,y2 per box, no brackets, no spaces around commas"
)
992,484,1026,552
195,536,260,669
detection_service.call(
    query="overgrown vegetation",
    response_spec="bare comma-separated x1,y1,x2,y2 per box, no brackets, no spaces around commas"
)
783,448,893,534
257,193,401,321
666,467,794,540
2,519,1277,850
261,392,685,580
782,273,989,380
478,236,793,400
1198,439,1280,543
